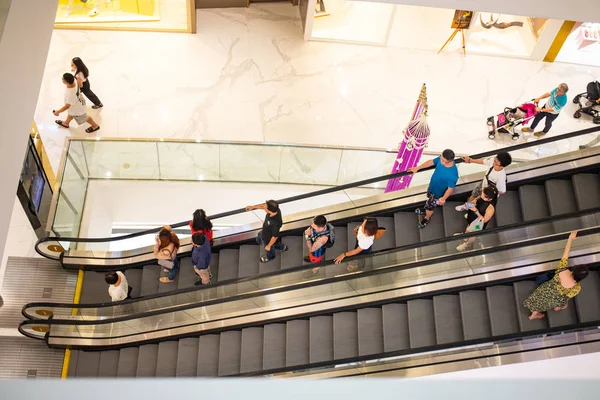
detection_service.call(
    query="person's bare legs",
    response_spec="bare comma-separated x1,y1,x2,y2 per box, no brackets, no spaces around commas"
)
424,208,434,222
528,311,545,320
87,116,99,130
61,115,74,127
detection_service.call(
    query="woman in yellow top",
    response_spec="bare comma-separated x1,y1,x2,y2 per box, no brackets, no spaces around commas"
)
524,231,589,320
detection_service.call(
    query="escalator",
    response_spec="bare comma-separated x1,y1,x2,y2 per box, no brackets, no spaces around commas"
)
46,234,600,378
31,128,600,311
22,127,600,378
23,142,600,320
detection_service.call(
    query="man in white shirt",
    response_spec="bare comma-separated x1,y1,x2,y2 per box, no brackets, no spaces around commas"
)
105,271,131,302
456,151,512,211
53,73,100,133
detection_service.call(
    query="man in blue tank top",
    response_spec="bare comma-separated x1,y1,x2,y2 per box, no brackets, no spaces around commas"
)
409,149,459,228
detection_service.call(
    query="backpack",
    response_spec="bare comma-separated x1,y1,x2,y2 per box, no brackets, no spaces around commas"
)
313,223,336,248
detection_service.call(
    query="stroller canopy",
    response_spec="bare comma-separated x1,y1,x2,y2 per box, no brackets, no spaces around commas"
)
588,81,600,101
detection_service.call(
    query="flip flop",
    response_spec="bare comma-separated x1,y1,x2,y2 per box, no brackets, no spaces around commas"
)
159,277,175,283
55,120,69,128
86,126,100,133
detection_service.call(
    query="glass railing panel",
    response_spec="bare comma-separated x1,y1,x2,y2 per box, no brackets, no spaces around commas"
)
82,140,159,179
157,141,221,181
41,214,600,323
47,230,600,341
337,149,397,187
278,146,343,186
218,143,283,183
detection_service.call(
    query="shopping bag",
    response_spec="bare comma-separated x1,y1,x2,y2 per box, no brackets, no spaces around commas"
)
466,217,484,233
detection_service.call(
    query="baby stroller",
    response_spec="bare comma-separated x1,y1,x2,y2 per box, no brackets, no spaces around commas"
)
487,101,537,140
572,81,600,124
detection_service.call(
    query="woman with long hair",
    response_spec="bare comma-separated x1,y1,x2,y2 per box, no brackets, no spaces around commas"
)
334,217,384,270
190,209,213,242
154,225,181,283
71,57,103,109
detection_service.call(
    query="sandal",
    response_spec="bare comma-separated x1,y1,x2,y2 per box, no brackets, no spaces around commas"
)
92,104,103,109
159,277,175,283
55,120,69,128
86,126,100,133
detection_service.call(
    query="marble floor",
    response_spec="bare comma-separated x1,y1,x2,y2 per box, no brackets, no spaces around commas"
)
33,3,600,173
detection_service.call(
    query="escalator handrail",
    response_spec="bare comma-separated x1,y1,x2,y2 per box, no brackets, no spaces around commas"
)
20,225,600,330
35,125,600,253
22,206,600,315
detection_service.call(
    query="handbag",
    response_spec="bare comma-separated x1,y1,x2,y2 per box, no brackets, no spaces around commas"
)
157,247,175,269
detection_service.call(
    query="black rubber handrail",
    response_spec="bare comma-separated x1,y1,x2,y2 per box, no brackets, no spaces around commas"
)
22,205,600,316
20,226,600,332
35,125,600,254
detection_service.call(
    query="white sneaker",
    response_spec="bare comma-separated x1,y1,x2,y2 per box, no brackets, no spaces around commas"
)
456,242,469,252
455,204,468,212
88,8,100,17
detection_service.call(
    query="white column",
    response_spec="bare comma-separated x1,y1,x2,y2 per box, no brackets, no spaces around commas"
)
0,1,57,262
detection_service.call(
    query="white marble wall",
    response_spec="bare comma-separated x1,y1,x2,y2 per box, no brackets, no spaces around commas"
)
34,3,600,174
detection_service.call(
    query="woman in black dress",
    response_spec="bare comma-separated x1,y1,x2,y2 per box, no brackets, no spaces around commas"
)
456,186,497,251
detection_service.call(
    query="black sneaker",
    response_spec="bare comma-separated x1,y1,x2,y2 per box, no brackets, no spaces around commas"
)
418,218,430,229
281,245,289,252
194,280,203,287
303,256,311,263
415,208,425,215
260,256,271,263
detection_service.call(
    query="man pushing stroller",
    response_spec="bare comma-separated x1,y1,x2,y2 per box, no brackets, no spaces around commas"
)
522,83,569,137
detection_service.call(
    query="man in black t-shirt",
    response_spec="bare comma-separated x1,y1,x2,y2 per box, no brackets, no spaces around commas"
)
246,199,288,263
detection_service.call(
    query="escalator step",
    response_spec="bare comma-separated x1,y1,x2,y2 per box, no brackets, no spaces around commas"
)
286,320,309,367
326,226,347,262
153,344,176,378
238,245,260,278
513,281,548,332
136,344,158,377
333,312,358,359
124,268,143,298
140,265,160,296
309,315,333,363
547,301,578,327
393,212,420,247
176,257,197,290
519,185,550,221
97,350,120,378
263,323,286,371
486,286,520,336
459,290,491,340
218,249,240,281
281,236,303,270
574,270,600,322
545,180,581,233
373,217,395,251
433,295,463,344
75,351,100,377
240,327,264,373
442,202,469,253
545,180,577,215
218,331,242,376
418,214,445,257
495,191,522,226
210,252,219,282
67,350,79,377
197,334,220,377
407,299,436,348
176,337,199,377
80,271,110,303
116,347,139,378
572,173,600,210
357,308,384,356
346,222,360,251
382,303,409,352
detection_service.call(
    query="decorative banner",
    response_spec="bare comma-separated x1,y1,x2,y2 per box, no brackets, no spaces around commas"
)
385,83,431,193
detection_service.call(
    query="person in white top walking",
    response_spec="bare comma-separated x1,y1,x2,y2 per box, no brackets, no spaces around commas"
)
53,73,100,133
71,57,103,109
456,151,512,212
105,271,132,302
